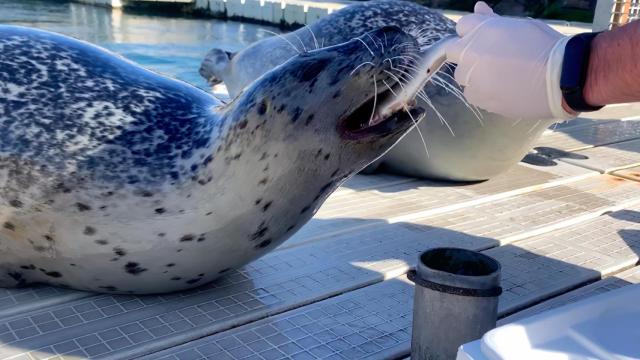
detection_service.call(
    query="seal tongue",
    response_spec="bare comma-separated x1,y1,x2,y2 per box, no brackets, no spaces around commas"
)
371,35,457,126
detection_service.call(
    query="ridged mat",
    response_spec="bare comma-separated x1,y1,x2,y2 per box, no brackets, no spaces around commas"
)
2,105,640,360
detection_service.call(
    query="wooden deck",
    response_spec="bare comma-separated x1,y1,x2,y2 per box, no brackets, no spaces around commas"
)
1,104,640,360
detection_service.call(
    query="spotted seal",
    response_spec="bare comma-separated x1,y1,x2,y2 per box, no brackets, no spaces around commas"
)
0,25,425,294
202,0,558,181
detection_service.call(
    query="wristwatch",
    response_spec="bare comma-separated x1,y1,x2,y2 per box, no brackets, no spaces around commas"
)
560,32,604,112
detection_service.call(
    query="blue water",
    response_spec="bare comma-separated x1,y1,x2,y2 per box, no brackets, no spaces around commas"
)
0,0,281,89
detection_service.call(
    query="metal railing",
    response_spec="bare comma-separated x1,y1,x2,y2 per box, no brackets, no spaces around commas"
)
611,0,640,28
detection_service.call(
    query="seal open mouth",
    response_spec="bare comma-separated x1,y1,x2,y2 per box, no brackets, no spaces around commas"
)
338,82,417,140
339,33,455,140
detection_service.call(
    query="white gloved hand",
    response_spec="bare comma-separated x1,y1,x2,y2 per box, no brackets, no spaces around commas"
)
446,2,574,120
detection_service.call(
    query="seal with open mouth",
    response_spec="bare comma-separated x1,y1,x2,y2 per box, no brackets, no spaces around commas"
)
0,25,425,293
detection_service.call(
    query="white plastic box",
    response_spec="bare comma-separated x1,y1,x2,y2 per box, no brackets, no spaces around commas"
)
457,284,640,360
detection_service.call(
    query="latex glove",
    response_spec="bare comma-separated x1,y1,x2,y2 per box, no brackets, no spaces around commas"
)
446,2,574,120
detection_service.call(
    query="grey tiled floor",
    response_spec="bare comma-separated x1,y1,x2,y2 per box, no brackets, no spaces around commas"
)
0,112,639,359
534,119,640,151
148,204,640,360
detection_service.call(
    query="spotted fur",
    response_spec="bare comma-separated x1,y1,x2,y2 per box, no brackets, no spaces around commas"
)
0,25,424,293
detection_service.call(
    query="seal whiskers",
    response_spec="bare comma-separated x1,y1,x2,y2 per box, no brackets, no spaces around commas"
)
430,73,485,126
350,61,376,76
405,105,430,158
383,59,457,138
291,32,308,52
369,74,379,127
305,26,320,50
260,29,302,54
383,76,430,158
356,38,376,57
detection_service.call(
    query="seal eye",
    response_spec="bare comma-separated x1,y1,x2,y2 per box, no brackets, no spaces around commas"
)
257,100,268,115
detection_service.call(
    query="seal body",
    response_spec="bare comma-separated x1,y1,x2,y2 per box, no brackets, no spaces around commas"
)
0,25,424,293
201,0,557,182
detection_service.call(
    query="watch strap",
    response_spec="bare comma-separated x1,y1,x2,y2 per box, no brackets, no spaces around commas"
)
560,32,604,112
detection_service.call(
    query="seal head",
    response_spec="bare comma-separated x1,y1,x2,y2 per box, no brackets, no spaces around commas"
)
199,48,234,86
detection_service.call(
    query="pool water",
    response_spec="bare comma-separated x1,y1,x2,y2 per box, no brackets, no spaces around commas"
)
0,0,280,90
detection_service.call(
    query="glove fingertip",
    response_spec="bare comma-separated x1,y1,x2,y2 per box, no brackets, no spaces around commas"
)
474,1,495,15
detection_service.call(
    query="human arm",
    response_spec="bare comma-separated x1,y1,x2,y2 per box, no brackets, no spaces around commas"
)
583,20,640,107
